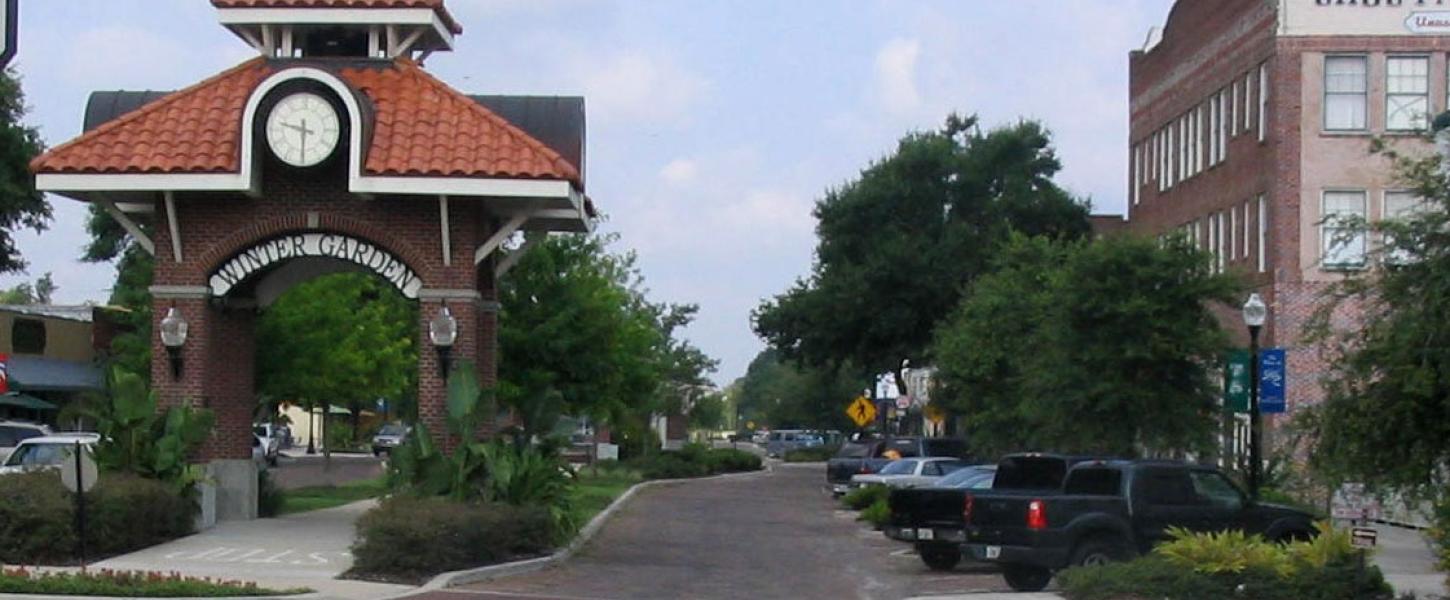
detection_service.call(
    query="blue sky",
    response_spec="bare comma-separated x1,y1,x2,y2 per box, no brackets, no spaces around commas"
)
3,0,1174,385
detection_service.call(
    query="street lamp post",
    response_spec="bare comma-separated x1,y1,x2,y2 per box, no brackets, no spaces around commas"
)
1242,293,1268,501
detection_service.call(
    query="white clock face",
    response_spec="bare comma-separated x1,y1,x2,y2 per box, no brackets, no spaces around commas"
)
265,92,341,167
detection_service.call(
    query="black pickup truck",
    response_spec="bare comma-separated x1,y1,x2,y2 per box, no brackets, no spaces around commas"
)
962,460,1317,592
825,437,971,495
886,453,1095,571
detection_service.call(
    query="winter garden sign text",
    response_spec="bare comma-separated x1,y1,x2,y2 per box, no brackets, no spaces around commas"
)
209,233,422,299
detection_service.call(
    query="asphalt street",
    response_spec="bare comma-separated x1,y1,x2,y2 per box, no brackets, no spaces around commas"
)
404,462,1018,600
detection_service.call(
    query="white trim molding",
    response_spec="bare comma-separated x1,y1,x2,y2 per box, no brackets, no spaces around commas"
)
474,213,530,266
216,7,454,52
98,199,155,257
149,285,211,299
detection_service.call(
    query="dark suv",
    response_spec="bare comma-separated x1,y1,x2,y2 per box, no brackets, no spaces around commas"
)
825,437,971,495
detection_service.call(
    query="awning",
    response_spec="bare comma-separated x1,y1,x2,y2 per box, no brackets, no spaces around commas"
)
0,392,59,411
7,355,104,392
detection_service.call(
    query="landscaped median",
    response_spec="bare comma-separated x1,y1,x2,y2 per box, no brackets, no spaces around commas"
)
0,567,307,597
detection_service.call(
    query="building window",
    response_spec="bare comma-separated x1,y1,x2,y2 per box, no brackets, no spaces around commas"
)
1323,190,1367,268
1244,72,1254,132
1229,206,1237,261
1386,56,1430,132
1242,199,1251,259
11,318,46,354
1383,190,1425,263
1219,90,1230,162
1210,93,1220,166
1231,80,1240,136
1258,63,1269,142
1324,55,1368,131
1218,211,1227,272
1257,195,1268,273
1132,144,1141,205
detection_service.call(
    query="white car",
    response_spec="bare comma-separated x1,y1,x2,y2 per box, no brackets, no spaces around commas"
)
849,457,973,489
0,421,52,463
252,435,270,471
0,435,97,475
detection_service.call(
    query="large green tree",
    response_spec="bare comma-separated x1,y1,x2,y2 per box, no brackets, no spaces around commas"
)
934,234,1237,457
753,115,1091,389
0,272,55,304
255,272,417,440
733,348,860,432
0,69,50,274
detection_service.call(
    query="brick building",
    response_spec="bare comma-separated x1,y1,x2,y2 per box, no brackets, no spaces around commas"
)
1127,0,1448,454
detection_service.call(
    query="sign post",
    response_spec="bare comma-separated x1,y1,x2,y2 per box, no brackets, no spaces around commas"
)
60,441,98,566
0,0,16,68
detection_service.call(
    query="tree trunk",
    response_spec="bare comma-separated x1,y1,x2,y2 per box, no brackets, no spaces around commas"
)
321,401,331,472
351,406,361,444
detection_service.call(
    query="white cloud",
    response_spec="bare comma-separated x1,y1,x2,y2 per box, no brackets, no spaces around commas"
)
571,51,708,127
874,38,922,115
658,158,699,185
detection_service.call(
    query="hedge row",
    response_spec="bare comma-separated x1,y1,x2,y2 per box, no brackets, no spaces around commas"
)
347,496,555,584
618,445,762,480
1058,555,1396,600
0,472,194,565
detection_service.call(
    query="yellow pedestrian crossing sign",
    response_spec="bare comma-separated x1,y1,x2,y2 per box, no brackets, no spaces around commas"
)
847,396,876,428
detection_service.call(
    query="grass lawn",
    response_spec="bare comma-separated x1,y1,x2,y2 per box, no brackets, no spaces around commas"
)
569,468,643,526
278,475,388,516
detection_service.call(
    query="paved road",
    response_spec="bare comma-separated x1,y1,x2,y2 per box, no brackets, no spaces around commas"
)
405,463,1018,600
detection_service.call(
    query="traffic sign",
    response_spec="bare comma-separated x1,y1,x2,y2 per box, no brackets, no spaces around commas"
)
846,395,876,428
0,0,16,68
895,395,911,410
924,404,946,425
60,443,97,494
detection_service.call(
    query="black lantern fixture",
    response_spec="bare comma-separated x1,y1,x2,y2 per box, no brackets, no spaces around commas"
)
429,304,458,379
159,306,189,380
1241,293,1268,501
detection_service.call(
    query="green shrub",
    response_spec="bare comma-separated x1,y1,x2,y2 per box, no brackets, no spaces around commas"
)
841,484,889,510
1062,524,1394,600
1432,496,1450,589
478,443,576,540
348,496,554,584
629,453,709,480
859,498,890,529
783,446,838,462
0,472,194,564
257,470,284,518
0,567,305,597
703,448,762,473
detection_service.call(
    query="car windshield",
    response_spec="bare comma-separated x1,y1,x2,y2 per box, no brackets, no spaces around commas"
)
378,425,407,436
878,459,919,475
937,466,992,487
5,443,72,468
835,442,873,458
253,426,268,437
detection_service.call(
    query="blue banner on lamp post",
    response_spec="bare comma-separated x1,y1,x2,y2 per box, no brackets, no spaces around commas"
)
1259,348,1286,414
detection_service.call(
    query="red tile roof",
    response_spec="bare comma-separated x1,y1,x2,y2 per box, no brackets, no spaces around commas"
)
31,58,581,187
31,58,271,175
211,0,462,35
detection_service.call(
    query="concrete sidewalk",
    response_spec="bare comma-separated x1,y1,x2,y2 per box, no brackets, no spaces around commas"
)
1373,523,1447,598
94,499,408,600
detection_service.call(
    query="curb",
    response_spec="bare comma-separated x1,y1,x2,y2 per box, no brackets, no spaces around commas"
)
398,465,774,596
0,594,321,600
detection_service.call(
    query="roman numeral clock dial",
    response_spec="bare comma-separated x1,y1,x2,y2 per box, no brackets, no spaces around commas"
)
265,92,340,168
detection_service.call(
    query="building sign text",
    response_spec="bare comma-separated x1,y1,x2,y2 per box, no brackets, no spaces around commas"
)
209,233,421,299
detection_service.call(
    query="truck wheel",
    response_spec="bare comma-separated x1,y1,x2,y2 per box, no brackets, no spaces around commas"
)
1002,564,1052,592
919,546,960,571
1070,538,1131,567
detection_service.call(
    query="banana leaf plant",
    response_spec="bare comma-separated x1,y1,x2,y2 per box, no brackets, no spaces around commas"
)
88,367,216,497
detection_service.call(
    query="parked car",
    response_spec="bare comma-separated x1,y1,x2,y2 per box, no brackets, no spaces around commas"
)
928,464,997,490
371,423,410,456
252,424,280,466
751,430,770,445
886,453,1097,571
0,435,96,475
764,429,821,458
0,421,51,463
850,457,972,490
961,459,1318,592
252,435,271,471
826,436,972,495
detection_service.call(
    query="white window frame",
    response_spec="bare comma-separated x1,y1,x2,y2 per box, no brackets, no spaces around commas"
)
1386,55,1430,132
1382,190,1423,264
1244,72,1254,132
1324,55,1368,132
1322,190,1368,269
1220,90,1230,163
1231,80,1240,136
1210,94,1220,166
1242,199,1251,259
1258,63,1269,142
1229,206,1237,261
1257,195,1267,273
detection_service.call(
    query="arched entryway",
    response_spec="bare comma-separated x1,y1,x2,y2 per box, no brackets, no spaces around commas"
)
29,1,594,521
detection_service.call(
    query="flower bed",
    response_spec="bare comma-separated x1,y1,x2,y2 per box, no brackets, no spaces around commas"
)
0,567,306,597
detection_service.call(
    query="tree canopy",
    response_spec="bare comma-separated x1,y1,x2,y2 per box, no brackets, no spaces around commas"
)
0,69,50,274
732,348,860,432
752,115,1091,386
0,272,55,304
933,234,1238,458
1302,139,1450,496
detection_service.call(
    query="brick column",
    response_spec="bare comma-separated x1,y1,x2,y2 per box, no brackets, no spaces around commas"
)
417,296,481,451
149,295,255,461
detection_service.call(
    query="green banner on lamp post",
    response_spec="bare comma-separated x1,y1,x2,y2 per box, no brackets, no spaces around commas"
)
1224,350,1252,413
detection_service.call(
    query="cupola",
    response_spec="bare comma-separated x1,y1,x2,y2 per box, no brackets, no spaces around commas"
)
212,0,461,60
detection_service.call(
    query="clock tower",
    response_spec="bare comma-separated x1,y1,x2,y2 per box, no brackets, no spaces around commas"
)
31,1,592,523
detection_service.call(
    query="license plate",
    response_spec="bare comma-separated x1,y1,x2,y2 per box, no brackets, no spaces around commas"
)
985,545,1001,559
916,528,934,541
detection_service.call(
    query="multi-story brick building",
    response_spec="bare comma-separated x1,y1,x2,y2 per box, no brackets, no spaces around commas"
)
1127,0,1449,453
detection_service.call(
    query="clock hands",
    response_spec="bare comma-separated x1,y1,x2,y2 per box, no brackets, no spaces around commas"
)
282,119,316,163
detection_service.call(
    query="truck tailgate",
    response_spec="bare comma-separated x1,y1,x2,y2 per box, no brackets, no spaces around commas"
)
889,487,966,528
